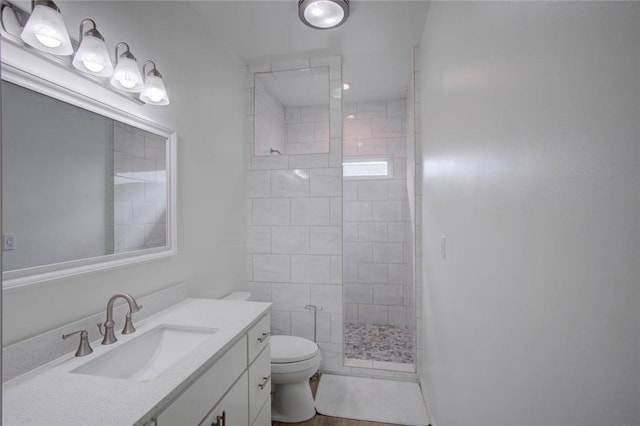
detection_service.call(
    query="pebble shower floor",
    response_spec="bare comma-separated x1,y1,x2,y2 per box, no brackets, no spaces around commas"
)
344,323,414,364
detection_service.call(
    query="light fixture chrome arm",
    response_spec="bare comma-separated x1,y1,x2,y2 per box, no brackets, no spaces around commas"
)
32,0,59,14
78,18,100,43
142,59,157,76
114,41,135,64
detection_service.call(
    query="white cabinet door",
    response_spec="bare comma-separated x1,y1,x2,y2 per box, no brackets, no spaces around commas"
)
252,398,271,426
200,371,249,426
247,313,271,362
248,346,271,424
155,337,246,425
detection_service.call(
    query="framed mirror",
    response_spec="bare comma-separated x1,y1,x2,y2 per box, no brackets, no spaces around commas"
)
1,63,177,289
254,66,329,156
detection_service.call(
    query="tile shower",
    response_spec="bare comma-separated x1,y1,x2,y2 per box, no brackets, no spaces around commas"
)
342,97,416,370
246,56,419,380
246,57,347,375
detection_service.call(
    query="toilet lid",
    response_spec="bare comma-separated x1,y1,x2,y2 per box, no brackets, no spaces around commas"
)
270,335,319,363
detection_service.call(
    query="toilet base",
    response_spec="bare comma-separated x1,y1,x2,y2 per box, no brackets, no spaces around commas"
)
271,381,316,423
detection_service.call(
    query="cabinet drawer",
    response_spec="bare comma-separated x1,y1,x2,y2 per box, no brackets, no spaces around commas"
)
249,345,271,424
252,397,271,426
155,336,247,425
200,371,249,426
247,313,271,363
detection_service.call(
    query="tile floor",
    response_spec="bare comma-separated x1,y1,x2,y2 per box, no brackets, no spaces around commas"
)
344,323,414,364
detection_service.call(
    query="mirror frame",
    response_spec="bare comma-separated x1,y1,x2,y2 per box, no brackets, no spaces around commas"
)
1,61,177,290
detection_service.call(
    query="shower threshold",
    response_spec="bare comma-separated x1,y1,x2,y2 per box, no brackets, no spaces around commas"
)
344,357,416,372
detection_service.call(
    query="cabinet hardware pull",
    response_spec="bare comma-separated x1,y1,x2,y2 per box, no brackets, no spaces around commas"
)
258,375,271,390
257,332,270,343
212,410,225,426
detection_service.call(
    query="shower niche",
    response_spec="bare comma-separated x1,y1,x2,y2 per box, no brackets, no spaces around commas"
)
253,66,330,156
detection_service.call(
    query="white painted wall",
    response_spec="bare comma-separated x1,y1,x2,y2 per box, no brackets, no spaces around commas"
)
418,2,640,425
2,1,247,345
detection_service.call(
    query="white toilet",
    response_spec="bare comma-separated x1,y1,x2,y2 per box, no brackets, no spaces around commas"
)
222,292,322,423
270,335,321,423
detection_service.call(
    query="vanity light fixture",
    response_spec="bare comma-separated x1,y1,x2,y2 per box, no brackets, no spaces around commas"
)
140,60,170,105
1,0,169,105
342,82,351,90
110,42,144,92
20,0,72,55
72,19,113,77
298,0,349,30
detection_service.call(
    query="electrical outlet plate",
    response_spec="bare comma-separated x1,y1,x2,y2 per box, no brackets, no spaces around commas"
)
3,233,16,251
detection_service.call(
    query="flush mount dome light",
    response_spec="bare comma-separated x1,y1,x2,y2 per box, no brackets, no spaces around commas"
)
299,0,349,29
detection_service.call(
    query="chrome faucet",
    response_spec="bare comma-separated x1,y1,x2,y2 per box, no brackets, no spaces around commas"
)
97,293,142,345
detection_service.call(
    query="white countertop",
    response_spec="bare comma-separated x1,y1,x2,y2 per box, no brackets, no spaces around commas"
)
2,298,271,426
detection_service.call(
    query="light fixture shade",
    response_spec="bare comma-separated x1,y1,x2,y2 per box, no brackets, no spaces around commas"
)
140,74,169,105
72,34,113,77
110,56,143,92
20,2,73,55
299,0,349,29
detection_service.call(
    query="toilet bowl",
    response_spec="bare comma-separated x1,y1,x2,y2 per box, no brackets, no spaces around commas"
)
270,335,322,423
221,292,322,422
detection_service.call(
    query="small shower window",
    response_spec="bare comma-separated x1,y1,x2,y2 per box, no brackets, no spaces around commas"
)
343,156,393,180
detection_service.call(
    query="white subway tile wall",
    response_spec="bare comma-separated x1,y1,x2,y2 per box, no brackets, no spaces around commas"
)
342,99,413,327
247,57,348,376
247,56,419,380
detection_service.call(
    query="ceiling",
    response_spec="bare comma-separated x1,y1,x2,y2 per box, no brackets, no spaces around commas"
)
188,1,431,103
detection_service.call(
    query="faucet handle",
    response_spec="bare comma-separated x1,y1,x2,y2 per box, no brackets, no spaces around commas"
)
122,305,143,335
62,329,94,357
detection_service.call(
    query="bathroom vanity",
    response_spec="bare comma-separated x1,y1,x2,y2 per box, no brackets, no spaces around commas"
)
2,299,272,425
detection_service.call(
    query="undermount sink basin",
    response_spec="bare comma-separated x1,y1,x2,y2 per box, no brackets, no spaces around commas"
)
72,325,218,382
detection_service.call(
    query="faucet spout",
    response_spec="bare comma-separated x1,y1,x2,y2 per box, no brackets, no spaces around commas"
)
98,293,143,345
106,293,141,322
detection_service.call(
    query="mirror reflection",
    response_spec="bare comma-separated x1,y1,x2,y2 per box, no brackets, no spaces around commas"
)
1,80,168,273
254,66,329,156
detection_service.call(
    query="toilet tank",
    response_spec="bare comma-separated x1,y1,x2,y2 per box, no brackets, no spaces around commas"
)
221,291,251,301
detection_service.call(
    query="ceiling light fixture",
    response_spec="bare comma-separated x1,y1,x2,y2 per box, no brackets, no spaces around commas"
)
298,0,349,30
110,42,144,92
20,0,72,55
140,60,170,105
72,19,113,77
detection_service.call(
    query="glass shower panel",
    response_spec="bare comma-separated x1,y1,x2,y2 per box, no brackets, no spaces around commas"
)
342,96,416,371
